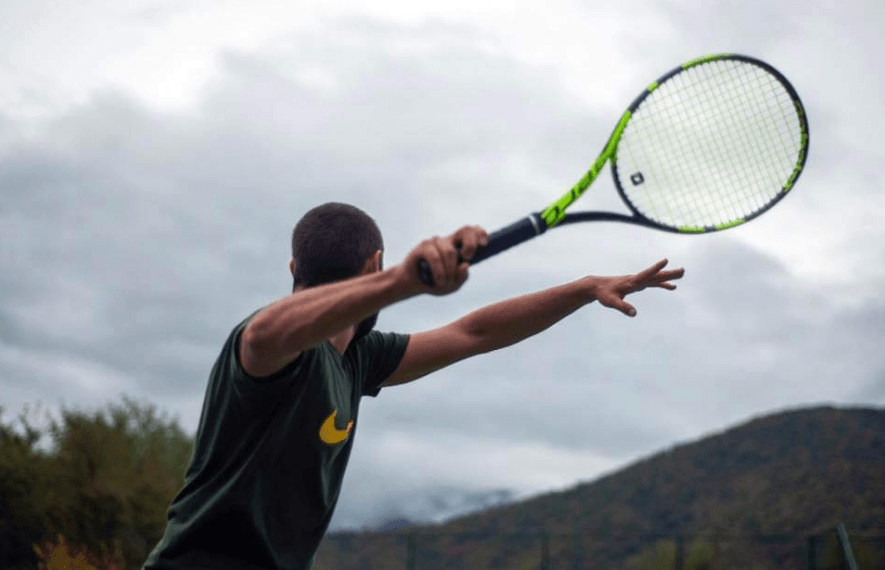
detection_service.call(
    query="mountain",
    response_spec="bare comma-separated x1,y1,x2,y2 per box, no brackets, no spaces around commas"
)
316,405,885,569
338,487,517,534
372,517,416,533
406,488,517,525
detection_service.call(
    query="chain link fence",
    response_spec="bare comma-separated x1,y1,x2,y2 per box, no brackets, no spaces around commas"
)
314,527,885,570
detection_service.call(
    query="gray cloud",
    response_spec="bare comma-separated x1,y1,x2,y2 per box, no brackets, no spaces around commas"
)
2,10,884,531
657,0,797,53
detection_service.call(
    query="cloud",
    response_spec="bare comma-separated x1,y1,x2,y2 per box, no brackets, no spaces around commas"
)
2,8,884,531
656,0,798,54
0,11,605,446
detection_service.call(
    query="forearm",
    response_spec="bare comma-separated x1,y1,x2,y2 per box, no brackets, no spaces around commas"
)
457,278,598,353
246,265,417,354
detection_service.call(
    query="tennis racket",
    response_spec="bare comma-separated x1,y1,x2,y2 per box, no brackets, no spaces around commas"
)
418,53,809,286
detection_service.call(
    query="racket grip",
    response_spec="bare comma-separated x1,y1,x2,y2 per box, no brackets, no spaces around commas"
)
417,257,453,287
417,213,546,287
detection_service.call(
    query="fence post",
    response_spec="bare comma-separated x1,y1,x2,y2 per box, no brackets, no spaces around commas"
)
540,531,550,570
807,534,819,570
572,532,583,570
673,536,684,570
712,539,719,570
836,523,859,570
406,533,417,570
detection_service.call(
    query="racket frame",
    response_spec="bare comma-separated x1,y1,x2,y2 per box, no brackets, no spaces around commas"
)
417,53,809,285
547,53,809,235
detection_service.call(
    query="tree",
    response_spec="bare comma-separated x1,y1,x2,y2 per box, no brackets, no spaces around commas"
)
0,404,51,570
0,396,194,570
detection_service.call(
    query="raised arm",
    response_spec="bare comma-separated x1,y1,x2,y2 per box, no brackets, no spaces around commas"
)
240,225,489,377
381,259,684,387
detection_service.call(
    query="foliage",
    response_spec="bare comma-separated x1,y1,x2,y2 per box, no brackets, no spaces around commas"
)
1,403,53,570
0,396,193,570
815,529,885,570
33,534,124,570
3,400,884,569
620,538,716,570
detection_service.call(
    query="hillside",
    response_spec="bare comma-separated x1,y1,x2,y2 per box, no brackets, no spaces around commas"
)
315,405,885,569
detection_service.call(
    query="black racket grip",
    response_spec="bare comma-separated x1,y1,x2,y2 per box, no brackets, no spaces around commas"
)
417,213,546,287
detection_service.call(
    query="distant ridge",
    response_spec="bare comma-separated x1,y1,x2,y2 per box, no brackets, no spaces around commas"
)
318,405,885,569
372,517,415,533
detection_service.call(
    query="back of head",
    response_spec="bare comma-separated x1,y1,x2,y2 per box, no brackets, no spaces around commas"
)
291,202,384,289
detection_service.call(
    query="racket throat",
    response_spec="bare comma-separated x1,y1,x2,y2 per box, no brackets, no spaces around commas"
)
541,164,603,228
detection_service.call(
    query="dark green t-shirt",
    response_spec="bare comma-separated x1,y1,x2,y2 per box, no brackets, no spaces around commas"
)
143,312,410,570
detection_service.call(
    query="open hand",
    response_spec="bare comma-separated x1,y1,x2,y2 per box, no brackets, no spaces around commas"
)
591,259,685,317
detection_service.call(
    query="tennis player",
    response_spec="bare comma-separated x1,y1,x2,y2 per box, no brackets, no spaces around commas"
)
143,202,684,570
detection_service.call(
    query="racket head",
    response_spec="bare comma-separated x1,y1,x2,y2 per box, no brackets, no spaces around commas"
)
610,54,810,233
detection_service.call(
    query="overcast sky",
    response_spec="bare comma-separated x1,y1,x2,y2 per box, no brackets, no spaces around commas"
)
1,0,883,530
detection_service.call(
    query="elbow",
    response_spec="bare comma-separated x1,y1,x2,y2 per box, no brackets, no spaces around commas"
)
240,319,266,357
457,321,492,355
458,314,485,340
243,312,311,357
242,314,288,355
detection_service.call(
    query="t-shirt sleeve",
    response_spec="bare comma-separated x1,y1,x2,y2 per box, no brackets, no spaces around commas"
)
350,331,410,397
225,310,308,403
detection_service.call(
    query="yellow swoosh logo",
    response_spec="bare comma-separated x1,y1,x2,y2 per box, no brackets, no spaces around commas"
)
319,410,354,445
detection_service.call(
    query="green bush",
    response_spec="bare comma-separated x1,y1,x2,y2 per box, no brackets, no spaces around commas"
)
0,397,193,570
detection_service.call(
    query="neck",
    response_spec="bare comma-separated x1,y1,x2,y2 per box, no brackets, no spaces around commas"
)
328,326,356,354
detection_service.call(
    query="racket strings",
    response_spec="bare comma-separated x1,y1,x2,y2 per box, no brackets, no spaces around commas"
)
616,59,805,229
672,64,790,222
632,63,798,226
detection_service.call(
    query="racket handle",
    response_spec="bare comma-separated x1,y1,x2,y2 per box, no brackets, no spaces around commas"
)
417,213,546,287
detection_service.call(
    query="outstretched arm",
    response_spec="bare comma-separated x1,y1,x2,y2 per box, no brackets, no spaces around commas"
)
381,259,684,387
240,225,488,377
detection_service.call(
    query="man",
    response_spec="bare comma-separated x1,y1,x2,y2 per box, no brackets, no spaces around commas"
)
143,202,684,570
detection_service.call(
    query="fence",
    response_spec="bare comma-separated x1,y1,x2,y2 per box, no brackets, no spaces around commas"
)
314,526,885,570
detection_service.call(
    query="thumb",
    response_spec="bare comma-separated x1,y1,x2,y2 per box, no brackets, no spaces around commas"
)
456,262,470,285
622,303,637,317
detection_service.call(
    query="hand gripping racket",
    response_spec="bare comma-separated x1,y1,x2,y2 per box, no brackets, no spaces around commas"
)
418,53,809,286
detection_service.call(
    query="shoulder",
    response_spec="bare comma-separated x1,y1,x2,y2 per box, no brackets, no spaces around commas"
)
228,308,308,384
349,331,410,358
347,331,411,397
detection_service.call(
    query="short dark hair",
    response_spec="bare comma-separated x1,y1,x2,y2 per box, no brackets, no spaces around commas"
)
291,202,383,288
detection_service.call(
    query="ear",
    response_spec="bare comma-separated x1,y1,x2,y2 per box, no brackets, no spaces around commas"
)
289,258,296,276
360,250,383,275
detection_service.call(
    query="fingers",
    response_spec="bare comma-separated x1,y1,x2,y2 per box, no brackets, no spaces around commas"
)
420,240,446,288
453,225,489,261
636,258,669,280
595,287,636,317
596,259,684,317
413,225,487,293
660,267,686,281
419,235,468,288
636,261,684,288
622,302,637,317
614,260,685,293
455,261,470,287
436,237,460,282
